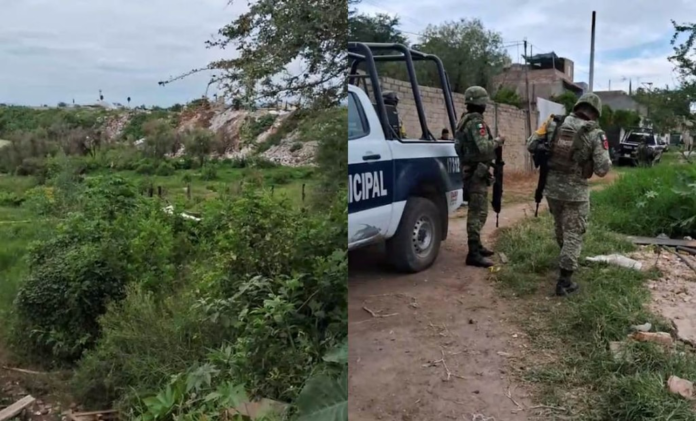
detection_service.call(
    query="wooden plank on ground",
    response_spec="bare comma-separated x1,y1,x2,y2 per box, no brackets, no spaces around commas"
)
626,236,696,248
0,395,35,421
67,409,119,421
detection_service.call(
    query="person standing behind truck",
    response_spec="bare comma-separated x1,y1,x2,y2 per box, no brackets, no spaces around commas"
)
635,135,653,167
454,86,505,268
440,128,450,140
526,93,611,296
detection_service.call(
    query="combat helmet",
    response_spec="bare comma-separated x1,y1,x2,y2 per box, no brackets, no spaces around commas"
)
573,92,602,117
382,91,399,107
464,86,489,106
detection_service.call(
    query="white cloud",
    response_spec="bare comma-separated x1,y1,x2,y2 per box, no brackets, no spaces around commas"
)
0,0,244,106
355,0,696,94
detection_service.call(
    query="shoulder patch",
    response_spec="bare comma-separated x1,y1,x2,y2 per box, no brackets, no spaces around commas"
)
599,132,608,150
479,123,486,136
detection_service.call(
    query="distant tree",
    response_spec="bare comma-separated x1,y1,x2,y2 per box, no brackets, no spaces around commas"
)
349,13,408,44
613,109,642,128
415,19,510,93
634,87,691,132
492,87,522,108
183,129,215,167
57,102,68,108
142,120,179,159
670,20,696,81
161,0,348,106
549,91,579,115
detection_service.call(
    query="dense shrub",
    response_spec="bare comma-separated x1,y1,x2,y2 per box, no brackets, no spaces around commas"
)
183,128,215,166
172,156,198,170
15,157,48,178
135,160,157,175
70,286,224,409
0,191,24,207
12,177,185,362
200,164,218,181
155,162,175,176
70,189,347,408
592,164,696,238
312,107,347,203
142,119,180,159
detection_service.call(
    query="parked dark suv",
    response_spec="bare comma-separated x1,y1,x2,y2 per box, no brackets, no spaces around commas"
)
614,128,663,166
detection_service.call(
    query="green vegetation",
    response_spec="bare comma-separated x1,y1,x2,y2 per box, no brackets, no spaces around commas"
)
495,214,696,419
0,0,349,416
240,114,278,145
0,106,108,136
592,163,696,238
349,10,509,94
493,87,522,108
0,103,346,420
495,162,696,419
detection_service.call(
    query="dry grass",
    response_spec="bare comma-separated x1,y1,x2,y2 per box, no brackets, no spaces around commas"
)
505,170,538,204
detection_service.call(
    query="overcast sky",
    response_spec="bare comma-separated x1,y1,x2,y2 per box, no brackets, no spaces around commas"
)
0,0,241,107
357,0,696,94
4,1,694,107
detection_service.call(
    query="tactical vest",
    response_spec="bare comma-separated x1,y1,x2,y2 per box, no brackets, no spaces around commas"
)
455,113,493,165
548,117,594,174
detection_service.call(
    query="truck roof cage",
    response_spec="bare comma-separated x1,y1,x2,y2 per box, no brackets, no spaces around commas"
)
347,42,457,141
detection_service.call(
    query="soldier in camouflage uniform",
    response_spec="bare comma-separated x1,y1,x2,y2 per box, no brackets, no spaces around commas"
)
635,135,653,167
454,86,506,268
527,93,612,296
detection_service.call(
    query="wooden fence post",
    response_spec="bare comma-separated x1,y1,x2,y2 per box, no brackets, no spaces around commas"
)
302,183,306,202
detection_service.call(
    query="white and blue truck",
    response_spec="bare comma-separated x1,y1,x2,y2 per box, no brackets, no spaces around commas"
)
347,42,463,273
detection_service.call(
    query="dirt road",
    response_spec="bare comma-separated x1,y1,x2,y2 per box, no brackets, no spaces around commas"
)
349,201,545,421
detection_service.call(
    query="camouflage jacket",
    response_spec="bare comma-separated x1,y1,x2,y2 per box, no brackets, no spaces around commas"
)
454,112,502,165
526,113,611,202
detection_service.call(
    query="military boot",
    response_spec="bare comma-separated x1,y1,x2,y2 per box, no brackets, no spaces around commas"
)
466,241,494,268
555,268,579,296
479,244,495,257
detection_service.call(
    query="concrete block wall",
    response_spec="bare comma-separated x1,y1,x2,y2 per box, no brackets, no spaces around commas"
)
375,76,538,172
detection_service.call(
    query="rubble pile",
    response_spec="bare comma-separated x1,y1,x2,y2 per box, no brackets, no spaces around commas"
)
628,246,696,345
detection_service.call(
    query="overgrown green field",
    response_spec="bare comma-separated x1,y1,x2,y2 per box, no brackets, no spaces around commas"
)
593,160,696,238
0,102,348,419
494,160,696,419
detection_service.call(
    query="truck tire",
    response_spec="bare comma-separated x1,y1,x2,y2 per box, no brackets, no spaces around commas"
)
386,197,443,273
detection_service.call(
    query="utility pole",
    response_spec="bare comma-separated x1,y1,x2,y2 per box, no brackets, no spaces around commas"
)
589,11,596,92
609,80,611,90
524,39,533,170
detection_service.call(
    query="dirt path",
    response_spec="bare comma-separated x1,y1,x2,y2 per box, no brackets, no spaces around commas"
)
348,200,545,421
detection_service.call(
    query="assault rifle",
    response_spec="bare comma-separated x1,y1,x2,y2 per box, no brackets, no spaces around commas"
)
491,145,504,227
533,114,565,216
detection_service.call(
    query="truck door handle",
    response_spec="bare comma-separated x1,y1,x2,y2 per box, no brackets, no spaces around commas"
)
362,154,381,161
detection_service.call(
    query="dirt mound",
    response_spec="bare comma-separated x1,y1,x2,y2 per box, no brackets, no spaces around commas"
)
101,113,131,141
94,103,318,166
262,134,318,167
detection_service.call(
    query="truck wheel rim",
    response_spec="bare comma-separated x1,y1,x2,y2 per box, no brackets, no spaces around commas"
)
412,216,434,257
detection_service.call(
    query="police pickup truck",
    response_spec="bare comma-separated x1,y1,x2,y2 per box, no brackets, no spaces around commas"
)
348,42,463,273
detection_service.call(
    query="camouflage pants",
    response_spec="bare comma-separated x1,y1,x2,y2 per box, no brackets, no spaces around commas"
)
547,198,589,271
466,170,490,244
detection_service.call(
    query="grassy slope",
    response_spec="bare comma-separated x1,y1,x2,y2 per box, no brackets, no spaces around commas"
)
0,176,55,338
0,163,313,332
494,160,696,419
